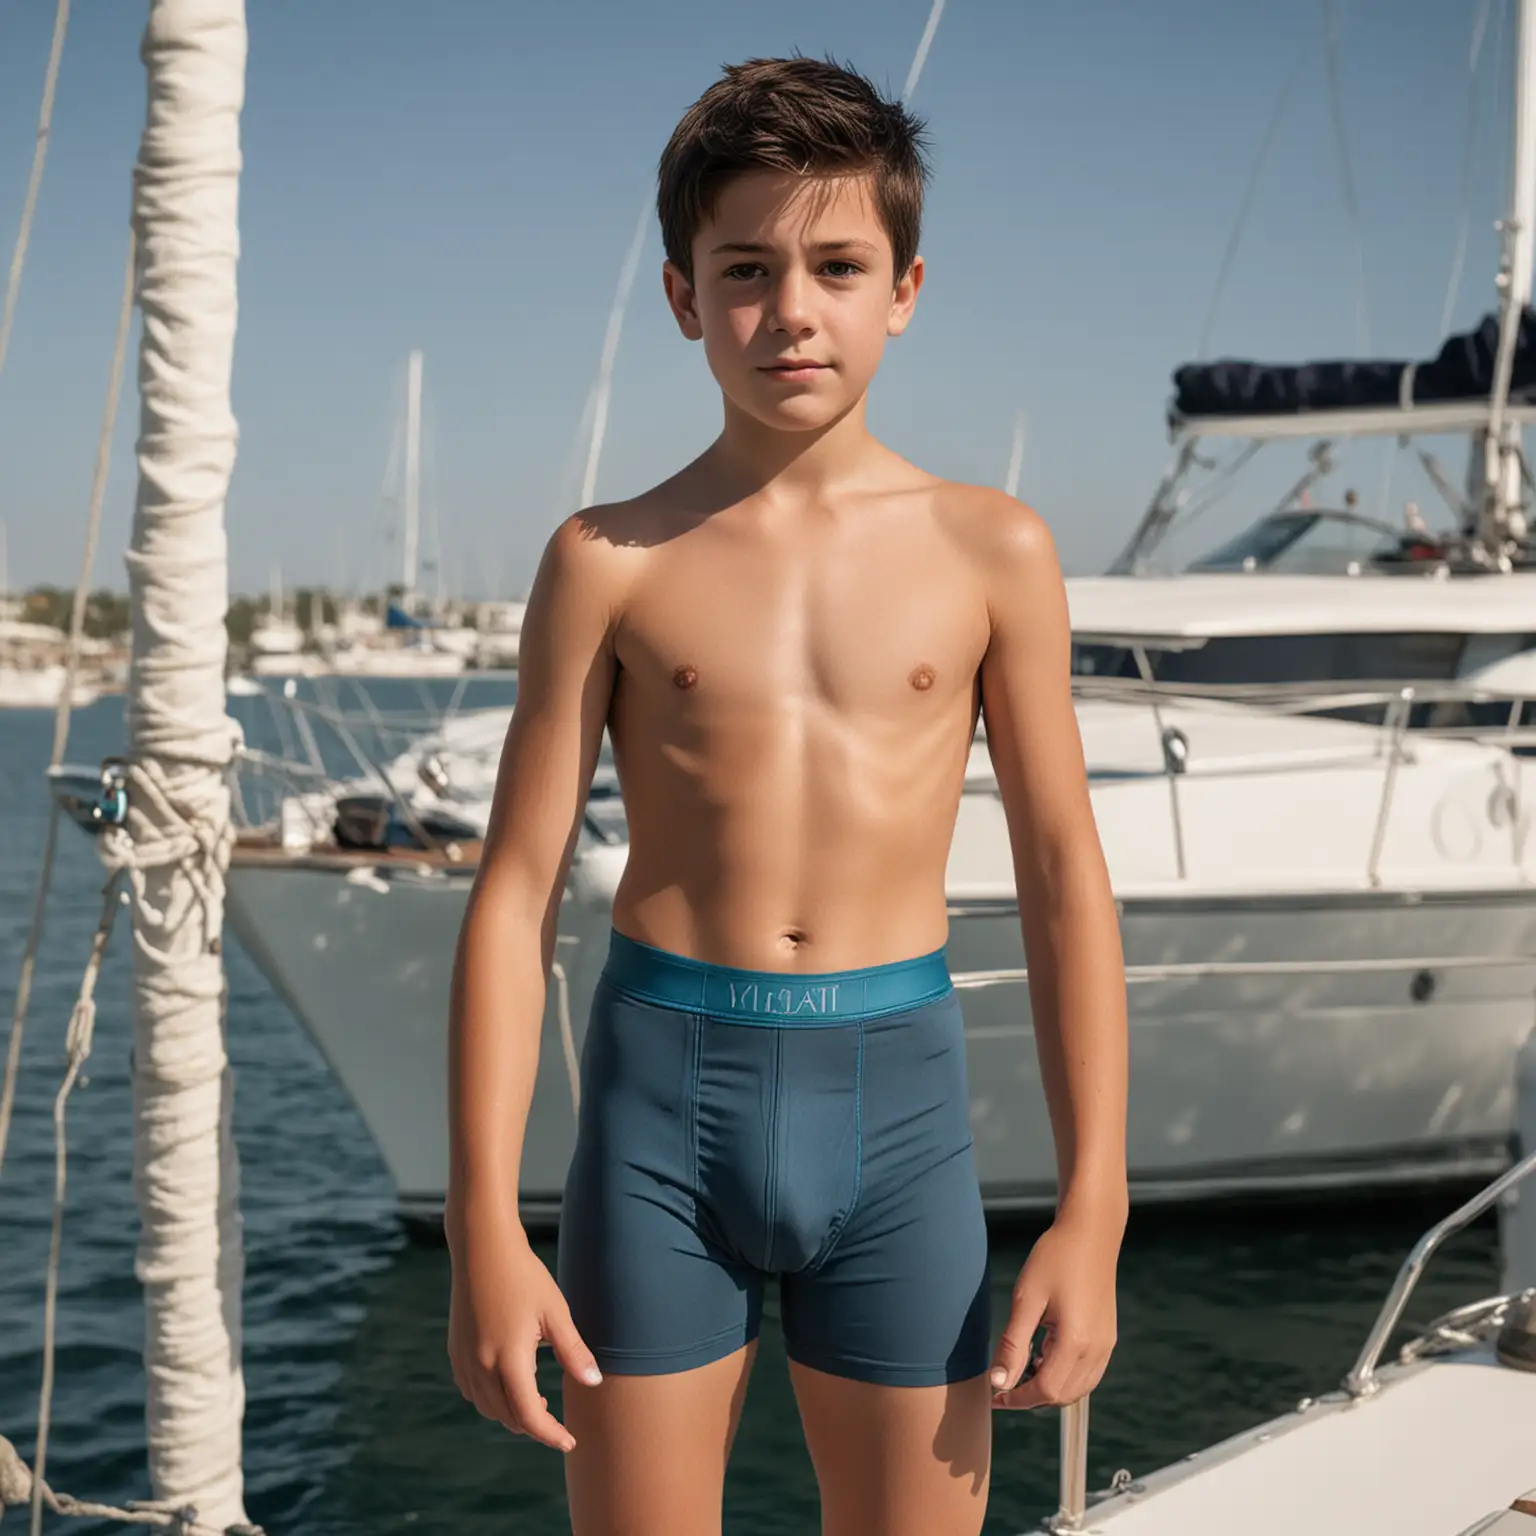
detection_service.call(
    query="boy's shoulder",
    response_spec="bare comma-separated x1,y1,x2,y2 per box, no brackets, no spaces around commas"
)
549,472,707,561
928,476,1060,578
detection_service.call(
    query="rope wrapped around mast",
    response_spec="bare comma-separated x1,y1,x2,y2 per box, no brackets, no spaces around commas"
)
124,1,249,1528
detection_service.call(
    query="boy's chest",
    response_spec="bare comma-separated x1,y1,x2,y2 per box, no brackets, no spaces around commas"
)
614,532,990,714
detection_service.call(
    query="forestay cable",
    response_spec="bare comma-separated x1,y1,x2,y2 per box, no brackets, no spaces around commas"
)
0,228,138,1182
1440,0,1504,340
0,0,70,389
1321,0,1372,352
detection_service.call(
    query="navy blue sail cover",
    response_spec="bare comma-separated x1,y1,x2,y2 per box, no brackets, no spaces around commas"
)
1173,308,1536,419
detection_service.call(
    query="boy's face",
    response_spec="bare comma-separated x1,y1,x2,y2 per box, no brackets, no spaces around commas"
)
663,169,923,434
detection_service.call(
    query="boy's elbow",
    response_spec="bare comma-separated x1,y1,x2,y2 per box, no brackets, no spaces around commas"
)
463,846,562,943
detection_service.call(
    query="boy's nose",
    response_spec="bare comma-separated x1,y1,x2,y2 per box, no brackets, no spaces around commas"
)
766,271,815,335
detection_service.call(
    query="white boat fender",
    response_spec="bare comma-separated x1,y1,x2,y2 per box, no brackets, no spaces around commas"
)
1502,1018,1536,1295
343,865,391,896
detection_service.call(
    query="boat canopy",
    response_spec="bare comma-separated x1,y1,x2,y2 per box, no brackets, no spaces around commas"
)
1172,308,1536,423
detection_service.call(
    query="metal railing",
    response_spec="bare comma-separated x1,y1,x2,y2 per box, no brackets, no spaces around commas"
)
223,675,625,855
1068,672,1536,889
1045,1144,1536,1528
1343,1142,1536,1397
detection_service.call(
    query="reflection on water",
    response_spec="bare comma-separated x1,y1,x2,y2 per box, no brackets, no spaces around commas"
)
0,697,1499,1535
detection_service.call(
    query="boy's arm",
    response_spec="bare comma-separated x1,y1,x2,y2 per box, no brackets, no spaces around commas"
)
973,494,1129,1411
446,513,623,1451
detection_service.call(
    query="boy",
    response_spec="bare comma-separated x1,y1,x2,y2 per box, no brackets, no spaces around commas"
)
446,56,1128,1536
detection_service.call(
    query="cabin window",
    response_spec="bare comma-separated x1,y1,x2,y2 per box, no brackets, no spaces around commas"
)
1071,631,1468,685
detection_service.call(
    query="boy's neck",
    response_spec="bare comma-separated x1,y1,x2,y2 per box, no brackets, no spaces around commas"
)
703,393,883,504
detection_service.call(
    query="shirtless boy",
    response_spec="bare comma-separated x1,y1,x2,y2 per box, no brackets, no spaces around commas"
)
446,57,1129,1536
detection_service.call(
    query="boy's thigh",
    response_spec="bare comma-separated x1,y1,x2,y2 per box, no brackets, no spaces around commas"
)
791,1361,992,1536
563,1344,756,1536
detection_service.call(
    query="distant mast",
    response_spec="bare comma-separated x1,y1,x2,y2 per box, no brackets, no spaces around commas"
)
402,347,422,613
1479,0,1536,559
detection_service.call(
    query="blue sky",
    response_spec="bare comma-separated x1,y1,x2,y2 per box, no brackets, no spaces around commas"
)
0,0,1517,596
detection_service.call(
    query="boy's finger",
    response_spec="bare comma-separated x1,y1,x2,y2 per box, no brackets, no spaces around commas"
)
989,1287,1046,1393
501,1359,576,1452
997,1332,1092,1410
547,1306,604,1388
472,1371,521,1432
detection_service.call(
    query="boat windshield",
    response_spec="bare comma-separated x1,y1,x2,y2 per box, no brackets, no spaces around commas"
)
1187,510,1401,574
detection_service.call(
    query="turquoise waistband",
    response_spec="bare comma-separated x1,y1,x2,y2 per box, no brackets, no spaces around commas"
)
601,929,953,1027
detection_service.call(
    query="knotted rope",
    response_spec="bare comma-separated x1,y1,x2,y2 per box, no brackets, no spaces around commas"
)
0,1434,260,1535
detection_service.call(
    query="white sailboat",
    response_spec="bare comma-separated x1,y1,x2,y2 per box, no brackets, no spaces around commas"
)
246,560,317,677
0,525,103,709
321,349,467,679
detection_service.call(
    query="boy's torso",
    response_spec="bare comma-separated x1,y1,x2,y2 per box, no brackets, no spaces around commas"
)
594,462,998,972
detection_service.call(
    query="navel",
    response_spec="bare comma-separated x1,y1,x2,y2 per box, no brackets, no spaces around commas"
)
672,664,698,690
908,663,936,692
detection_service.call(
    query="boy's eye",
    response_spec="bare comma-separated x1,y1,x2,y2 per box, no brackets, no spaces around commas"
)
722,262,766,280
821,260,862,279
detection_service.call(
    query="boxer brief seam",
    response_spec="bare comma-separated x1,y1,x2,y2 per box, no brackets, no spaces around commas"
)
804,1016,865,1274
688,1009,704,1233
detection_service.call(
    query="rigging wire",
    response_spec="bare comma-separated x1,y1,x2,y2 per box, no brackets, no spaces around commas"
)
1158,440,1266,542
1195,40,1312,360
1321,0,1372,353
1439,0,1502,340
0,225,136,1180
0,0,70,391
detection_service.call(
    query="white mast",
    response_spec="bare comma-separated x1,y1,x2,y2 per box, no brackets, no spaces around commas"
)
1480,0,1536,557
402,347,422,610
121,0,249,1526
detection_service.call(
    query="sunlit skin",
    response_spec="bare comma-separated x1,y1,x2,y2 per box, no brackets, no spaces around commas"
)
445,168,1129,1536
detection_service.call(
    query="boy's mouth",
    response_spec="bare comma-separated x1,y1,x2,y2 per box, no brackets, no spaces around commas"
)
759,360,833,381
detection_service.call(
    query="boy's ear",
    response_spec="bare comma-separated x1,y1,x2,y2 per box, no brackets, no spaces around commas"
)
663,261,703,341
886,254,924,338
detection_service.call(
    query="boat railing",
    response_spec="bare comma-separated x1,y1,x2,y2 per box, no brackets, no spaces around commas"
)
1072,669,1536,723
1069,671,1536,889
1343,1142,1536,1398
1046,1143,1536,1530
225,677,505,849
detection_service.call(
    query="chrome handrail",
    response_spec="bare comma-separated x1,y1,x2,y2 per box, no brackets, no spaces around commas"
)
1365,686,1414,888
1343,1143,1536,1397
1050,1397,1091,1531
231,684,463,853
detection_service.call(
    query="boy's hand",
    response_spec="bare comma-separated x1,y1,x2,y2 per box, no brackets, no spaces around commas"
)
988,1204,1121,1411
448,1223,602,1451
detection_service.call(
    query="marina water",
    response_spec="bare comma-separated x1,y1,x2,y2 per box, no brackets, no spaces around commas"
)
0,694,1498,1534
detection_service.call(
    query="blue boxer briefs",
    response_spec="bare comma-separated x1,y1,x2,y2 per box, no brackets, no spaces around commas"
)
556,929,991,1386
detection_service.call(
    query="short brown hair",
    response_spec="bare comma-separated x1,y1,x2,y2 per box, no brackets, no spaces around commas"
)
657,57,930,284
